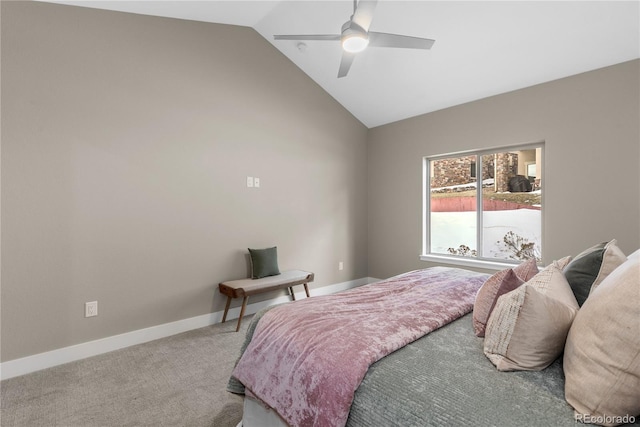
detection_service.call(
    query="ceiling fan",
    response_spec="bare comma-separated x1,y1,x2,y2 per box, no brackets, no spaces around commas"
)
274,0,435,78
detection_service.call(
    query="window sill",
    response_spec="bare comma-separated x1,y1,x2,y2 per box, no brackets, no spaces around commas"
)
419,254,518,271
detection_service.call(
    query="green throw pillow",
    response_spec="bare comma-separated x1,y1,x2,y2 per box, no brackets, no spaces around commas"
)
563,240,626,306
248,247,280,279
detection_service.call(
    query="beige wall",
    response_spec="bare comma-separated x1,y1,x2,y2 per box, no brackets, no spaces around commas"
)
1,2,368,361
368,59,640,279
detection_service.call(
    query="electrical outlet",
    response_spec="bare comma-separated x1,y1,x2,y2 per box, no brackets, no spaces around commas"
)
246,176,254,188
85,301,98,318
254,177,260,188
338,261,344,271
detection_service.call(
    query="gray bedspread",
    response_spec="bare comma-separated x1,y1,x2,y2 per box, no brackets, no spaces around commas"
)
347,313,573,426
229,306,637,427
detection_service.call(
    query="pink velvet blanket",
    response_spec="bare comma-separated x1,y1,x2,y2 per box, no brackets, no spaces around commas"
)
232,267,489,427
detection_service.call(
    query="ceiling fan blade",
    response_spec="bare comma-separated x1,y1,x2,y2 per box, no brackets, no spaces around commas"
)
338,52,356,78
274,34,341,41
352,0,378,32
369,32,435,49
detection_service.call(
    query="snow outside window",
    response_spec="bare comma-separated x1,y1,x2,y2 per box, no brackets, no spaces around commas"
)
423,144,543,267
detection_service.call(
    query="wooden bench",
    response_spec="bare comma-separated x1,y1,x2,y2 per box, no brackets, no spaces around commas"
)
219,270,314,331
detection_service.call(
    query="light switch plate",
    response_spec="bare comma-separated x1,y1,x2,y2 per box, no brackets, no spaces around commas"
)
85,301,98,317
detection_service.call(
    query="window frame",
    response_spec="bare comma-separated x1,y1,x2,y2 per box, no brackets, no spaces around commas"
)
421,142,544,270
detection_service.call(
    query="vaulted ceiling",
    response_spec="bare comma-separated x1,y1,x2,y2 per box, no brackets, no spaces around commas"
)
41,1,640,128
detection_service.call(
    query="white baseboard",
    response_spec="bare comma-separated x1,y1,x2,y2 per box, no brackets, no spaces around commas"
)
0,277,379,381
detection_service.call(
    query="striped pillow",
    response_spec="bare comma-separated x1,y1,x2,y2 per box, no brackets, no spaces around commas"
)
484,256,577,371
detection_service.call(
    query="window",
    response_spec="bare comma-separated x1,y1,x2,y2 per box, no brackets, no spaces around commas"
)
422,143,543,268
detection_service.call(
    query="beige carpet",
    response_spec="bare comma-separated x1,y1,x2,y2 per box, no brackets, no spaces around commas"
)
0,316,253,427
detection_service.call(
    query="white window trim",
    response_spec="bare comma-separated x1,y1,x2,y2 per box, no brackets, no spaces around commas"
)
419,254,518,271
421,142,544,269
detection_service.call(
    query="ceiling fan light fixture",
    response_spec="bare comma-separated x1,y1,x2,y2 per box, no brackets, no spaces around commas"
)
342,34,369,53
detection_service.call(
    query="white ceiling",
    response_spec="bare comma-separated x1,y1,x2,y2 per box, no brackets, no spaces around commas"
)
41,1,640,128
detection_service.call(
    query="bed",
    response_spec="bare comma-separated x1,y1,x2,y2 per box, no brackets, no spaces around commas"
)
228,241,640,427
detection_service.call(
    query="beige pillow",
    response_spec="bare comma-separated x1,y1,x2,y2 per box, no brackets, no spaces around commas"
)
484,257,577,371
473,258,538,337
588,240,627,294
564,257,640,426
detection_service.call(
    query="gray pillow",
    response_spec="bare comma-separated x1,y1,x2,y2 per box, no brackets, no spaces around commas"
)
248,247,280,279
563,240,626,306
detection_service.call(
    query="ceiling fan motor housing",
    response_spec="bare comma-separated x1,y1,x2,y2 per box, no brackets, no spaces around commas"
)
341,21,369,53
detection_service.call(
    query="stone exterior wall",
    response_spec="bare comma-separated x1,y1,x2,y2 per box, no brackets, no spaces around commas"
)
494,152,518,192
431,156,475,188
482,155,494,180
431,153,517,192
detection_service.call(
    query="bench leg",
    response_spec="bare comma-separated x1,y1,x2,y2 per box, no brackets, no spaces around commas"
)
236,296,248,332
304,283,310,298
289,287,296,301
222,296,232,323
